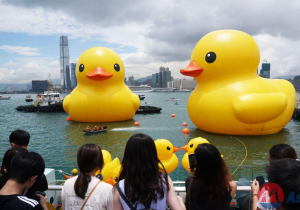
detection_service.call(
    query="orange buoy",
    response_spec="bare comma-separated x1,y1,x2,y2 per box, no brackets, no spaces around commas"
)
183,128,190,134
134,121,139,126
182,122,188,126
171,114,175,118
66,117,72,121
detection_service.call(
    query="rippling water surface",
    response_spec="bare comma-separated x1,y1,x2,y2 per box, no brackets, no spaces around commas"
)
0,92,299,181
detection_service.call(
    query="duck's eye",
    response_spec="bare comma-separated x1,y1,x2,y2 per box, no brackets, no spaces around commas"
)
114,177,119,182
167,146,171,150
205,52,216,63
114,64,120,72
190,143,194,148
79,64,84,72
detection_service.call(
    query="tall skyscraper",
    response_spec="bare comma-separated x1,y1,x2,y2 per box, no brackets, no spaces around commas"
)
70,63,77,88
60,36,71,89
259,62,271,78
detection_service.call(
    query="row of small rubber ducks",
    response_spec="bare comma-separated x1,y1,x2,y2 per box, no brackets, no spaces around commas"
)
61,137,209,186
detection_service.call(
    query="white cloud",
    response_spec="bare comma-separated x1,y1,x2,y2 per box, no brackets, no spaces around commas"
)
0,45,40,56
3,60,17,67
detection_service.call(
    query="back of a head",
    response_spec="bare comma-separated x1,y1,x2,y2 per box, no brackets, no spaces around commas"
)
9,151,45,184
74,144,104,199
1,147,27,177
119,133,168,204
9,129,30,147
269,144,298,161
194,143,231,208
267,159,300,209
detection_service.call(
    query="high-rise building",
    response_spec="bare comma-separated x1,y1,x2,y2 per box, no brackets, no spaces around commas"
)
128,76,134,86
259,63,271,78
70,63,77,88
60,36,71,90
32,80,48,92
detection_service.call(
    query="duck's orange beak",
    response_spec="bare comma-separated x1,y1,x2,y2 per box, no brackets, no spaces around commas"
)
106,176,115,186
173,146,180,153
181,145,187,152
86,67,113,81
180,61,203,77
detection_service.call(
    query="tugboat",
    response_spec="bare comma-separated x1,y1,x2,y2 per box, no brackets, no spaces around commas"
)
25,95,33,102
136,105,162,114
0,95,11,100
16,74,64,112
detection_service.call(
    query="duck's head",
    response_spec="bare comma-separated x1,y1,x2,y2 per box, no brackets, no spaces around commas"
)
102,149,112,166
180,30,260,82
76,47,125,87
181,137,209,154
155,139,180,160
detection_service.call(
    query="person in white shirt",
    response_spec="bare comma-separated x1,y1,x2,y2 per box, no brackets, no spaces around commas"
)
61,144,113,210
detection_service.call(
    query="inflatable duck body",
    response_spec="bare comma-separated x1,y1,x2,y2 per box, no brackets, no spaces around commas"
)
181,137,209,172
181,30,296,135
63,47,140,122
155,139,180,174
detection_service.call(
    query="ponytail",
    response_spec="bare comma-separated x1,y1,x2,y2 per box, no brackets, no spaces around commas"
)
74,173,92,199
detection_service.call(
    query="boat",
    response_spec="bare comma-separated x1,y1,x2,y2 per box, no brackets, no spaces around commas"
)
83,127,107,134
0,95,11,100
138,95,145,100
25,95,33,102
136,105,162,114
165,97,179,101
128,85,153,92
16,74,64,112
173,101,180,105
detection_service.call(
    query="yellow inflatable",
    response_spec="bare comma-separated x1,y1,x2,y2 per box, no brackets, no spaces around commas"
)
63,47,140,122
180,30,296,135
106,164,122,185
155,139,180,174
181,137,209,172
100,157,120,184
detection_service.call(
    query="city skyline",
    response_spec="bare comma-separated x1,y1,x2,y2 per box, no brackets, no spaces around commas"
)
0,1,300,84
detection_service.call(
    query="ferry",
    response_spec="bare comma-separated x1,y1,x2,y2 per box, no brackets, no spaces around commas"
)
128,85,153,92
0,95,11,100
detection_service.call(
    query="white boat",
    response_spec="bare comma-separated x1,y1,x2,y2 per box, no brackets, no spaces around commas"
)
128,85,153,92
0,95,11,100
25,95,33,102
35,91,63,107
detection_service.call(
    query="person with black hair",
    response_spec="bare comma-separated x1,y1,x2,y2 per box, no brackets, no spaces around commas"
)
8,129,48,199
9,129,30,149
252,159,300,210
268,143,298,163
185,143,237,210
113,133,186,210
61,144,113,210
0,147,27,189
0,152,48,210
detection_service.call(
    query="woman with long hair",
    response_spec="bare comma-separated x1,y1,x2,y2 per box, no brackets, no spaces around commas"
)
61,144,113,210
185,143,237,210
113,133,186,210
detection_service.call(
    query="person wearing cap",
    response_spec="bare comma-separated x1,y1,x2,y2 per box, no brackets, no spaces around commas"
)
59,168,78,180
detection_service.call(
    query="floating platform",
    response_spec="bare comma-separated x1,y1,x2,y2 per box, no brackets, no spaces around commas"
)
15,102,65,112
136,105,162,114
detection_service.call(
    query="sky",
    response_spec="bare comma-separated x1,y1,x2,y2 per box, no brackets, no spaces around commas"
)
0,0,300,84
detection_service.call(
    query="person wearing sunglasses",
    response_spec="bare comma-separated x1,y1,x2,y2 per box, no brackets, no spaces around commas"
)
0,151,48,210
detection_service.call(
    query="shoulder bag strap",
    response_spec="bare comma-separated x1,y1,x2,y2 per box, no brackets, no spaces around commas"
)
80,180,101,210
116,182,136,210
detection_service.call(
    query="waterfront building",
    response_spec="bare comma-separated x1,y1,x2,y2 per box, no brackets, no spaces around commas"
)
60,36,71,90
288,75,300,90
70,63,77,89
171,79,196,90
124,77,127,85
32,80,48,92
154,66,172,88
128,76,134,86
152,74,157,87
259,62,271,78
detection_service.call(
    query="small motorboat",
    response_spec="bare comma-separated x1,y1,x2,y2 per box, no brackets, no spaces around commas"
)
0,95,11,100
165,97,179,101
139,95,145,100
173,101,180,105
83,126,107,134
25,95,33,102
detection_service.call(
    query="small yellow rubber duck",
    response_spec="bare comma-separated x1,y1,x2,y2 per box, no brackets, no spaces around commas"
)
180,30,296,135
100,157,120,184
155,139,180,174
63,47,140,122
181,137,209,172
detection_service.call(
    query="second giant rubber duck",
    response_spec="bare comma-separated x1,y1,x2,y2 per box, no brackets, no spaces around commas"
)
63,47,140,122
180,30,296,135
155,139,180,174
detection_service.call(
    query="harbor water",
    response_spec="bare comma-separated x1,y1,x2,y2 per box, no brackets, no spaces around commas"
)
0,92,299,182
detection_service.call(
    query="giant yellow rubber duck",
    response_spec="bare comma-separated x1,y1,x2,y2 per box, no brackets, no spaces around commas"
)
155,139,180,174
181,137,209,172
63,47,140,122
180,30,296,135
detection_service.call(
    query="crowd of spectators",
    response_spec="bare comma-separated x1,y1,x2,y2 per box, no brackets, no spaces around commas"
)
0,130,299,210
